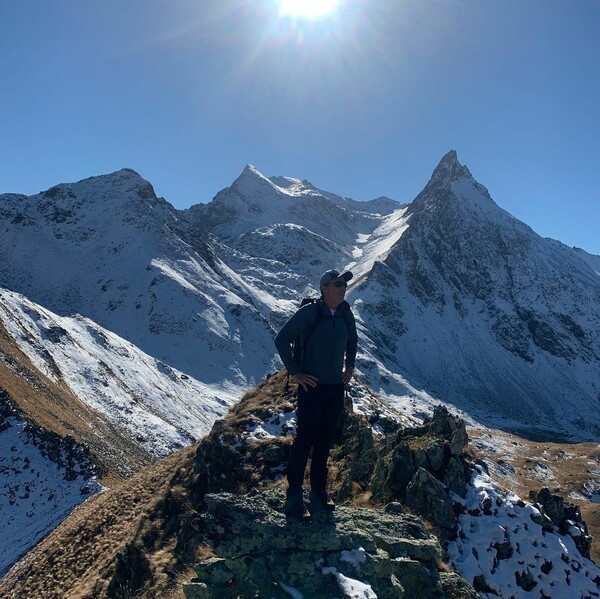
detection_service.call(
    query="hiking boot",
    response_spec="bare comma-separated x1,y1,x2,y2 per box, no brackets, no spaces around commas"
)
284,488,305,518
308,489,335,512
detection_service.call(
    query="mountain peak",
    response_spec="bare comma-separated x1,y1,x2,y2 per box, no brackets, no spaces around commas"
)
409,150,493,214
238,163,269,182
230,164,278,194
241,163,262,177
83,167,147,185
429,150,472,184
119,167,142,177
89,168,158,201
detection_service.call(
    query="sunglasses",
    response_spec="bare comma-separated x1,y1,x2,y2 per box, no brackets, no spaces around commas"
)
330,280,347,288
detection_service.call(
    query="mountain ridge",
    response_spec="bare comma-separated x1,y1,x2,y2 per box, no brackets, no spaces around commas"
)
2,151,600,587
1,152,599,441
347,152,600,437
2,372,598,599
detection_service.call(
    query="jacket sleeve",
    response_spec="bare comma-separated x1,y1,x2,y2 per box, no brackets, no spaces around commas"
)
274,305,313,376
345,306,358,369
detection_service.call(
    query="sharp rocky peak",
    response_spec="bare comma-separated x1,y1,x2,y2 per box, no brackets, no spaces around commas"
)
219,164,290,203
227,164,329,206
240,163,263,177
428,150,473,187
408,149,495,216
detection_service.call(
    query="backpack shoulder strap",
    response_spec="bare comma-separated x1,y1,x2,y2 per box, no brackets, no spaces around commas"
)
306,300,322,334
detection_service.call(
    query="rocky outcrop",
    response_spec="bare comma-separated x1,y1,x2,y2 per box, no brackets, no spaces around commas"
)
176,375,478,597
529,486,593,558
176,375,480,597
183,490,477,599
366,406,470,537
191,373,471,537
183,373,600,598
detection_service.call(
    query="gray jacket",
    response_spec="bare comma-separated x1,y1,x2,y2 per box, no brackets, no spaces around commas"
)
274,299,358,385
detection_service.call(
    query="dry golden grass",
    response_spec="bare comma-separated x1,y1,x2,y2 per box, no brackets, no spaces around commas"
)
158,567,197,599
0,444,198,599
227,372,296,428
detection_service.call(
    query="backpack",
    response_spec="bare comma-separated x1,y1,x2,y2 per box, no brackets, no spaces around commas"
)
292,297,322,367
285,297,322,394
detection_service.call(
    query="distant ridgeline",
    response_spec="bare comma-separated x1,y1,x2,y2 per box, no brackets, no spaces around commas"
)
0,151,598,442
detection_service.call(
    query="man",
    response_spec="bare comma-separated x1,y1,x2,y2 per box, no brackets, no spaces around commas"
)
274,269,358,517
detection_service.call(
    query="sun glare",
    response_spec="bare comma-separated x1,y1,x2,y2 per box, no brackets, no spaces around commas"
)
277,0,341,19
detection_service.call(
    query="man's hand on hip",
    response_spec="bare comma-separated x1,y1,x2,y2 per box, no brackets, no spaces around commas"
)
292,373,318,392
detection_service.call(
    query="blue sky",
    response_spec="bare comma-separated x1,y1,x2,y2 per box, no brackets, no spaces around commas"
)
1,0,599,253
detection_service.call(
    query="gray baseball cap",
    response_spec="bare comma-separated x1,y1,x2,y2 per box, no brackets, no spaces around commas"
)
319,269,353,288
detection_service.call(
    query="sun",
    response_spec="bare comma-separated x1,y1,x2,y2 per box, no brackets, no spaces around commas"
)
277,0,341,19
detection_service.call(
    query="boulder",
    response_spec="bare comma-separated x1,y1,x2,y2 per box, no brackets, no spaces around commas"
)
530,487,593,558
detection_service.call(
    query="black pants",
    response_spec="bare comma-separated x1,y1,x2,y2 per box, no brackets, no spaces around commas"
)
287,383,344,492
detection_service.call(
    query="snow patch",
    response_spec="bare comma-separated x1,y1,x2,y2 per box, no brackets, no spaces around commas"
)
0,417,102,576
449,468,600,599
321,565,377,598
245,411,297,441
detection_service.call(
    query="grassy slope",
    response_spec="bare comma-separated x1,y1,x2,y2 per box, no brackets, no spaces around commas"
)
0,442,197,599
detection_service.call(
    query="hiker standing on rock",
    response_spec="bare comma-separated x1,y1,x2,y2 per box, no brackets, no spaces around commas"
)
274,269,358,517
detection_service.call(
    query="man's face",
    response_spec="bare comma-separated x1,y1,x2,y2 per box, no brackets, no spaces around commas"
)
322,277,347,307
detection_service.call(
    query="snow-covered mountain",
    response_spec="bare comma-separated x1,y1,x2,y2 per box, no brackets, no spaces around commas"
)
1,152,599,445
0,166,399,410
183,164,395,246
348,151,600,438
0,287,220,459
0,168,283,390
0,166,397,455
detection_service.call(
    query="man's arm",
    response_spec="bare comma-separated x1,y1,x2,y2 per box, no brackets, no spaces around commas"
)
345,307,358,370
274,304,314,377
342,306,358,386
